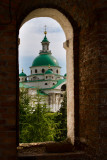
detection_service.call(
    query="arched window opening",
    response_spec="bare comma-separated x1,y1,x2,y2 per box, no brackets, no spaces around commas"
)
61,84,66,91
42,69,45,73
56,69,58,74
33,76,36,80
18,8,74,146
60,94,63,97
35,69,37,73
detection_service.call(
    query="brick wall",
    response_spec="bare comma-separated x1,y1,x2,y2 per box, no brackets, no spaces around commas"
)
0,0,106,159
79,26,100,157
97,7,107,160
0,23,18,159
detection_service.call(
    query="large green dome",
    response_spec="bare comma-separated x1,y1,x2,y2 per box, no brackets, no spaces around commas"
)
32,54,60,67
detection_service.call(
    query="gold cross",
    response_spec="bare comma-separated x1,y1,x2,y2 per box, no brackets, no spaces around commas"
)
44,25,47,31
44,25,47,35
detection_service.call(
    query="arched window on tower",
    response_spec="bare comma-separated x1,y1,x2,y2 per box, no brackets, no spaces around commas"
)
56,69,58,74
43,45,45,50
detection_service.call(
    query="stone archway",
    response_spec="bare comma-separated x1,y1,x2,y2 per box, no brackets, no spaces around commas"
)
19,8,74,144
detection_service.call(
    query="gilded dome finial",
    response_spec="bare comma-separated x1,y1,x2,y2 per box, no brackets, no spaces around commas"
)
44,25,47,35
22,68,23,72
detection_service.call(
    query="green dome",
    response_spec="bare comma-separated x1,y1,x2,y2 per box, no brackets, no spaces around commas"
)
42,35,49,42
64,73,67,77
45,69,53,74
19,72,27,77
32,54,60,67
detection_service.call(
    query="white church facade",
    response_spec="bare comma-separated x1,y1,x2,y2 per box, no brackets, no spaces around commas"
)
19,30,66,112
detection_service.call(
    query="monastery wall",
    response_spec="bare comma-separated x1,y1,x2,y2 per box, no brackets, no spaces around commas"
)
30,66,61,75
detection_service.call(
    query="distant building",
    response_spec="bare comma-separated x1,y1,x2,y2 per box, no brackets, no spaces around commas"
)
19,29,66,112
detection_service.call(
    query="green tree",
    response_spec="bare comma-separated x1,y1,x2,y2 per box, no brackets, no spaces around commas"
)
19,87,32,142
19,89,55,142
54,92,67,141
28,93,52,142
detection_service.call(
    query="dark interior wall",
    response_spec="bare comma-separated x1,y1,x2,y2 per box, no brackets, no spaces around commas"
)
79,4,107,159
0,0,106,159
96,7,107,159
79,25,100,155
0,3,18,159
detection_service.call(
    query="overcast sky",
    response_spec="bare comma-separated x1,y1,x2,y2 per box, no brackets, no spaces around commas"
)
19,17,66,76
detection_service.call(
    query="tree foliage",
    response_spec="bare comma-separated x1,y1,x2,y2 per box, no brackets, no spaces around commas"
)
54,92,67,141
19,88,67,143
19,88,55,142
19,87,31,142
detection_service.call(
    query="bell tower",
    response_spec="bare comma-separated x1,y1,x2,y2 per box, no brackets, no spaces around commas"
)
40,26,51,54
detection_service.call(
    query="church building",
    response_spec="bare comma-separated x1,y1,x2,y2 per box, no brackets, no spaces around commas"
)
19,29,66,112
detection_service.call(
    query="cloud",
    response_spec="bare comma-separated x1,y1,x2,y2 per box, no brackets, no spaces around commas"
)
22,17,63,33
19,17,66,75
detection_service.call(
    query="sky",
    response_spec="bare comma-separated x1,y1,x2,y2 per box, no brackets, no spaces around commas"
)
19,17,66,76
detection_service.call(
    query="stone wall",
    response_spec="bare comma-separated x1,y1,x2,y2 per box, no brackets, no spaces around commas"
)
79,26,100,157
0,0,106,159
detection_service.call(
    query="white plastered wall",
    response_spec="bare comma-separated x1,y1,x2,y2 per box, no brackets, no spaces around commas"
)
21,8,74,144
30,66,61,75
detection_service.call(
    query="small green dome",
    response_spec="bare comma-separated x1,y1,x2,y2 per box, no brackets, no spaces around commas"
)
45,69,53,74
32,54,60,67
64,73,67,77
42,35,49,42
19,71,27,77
